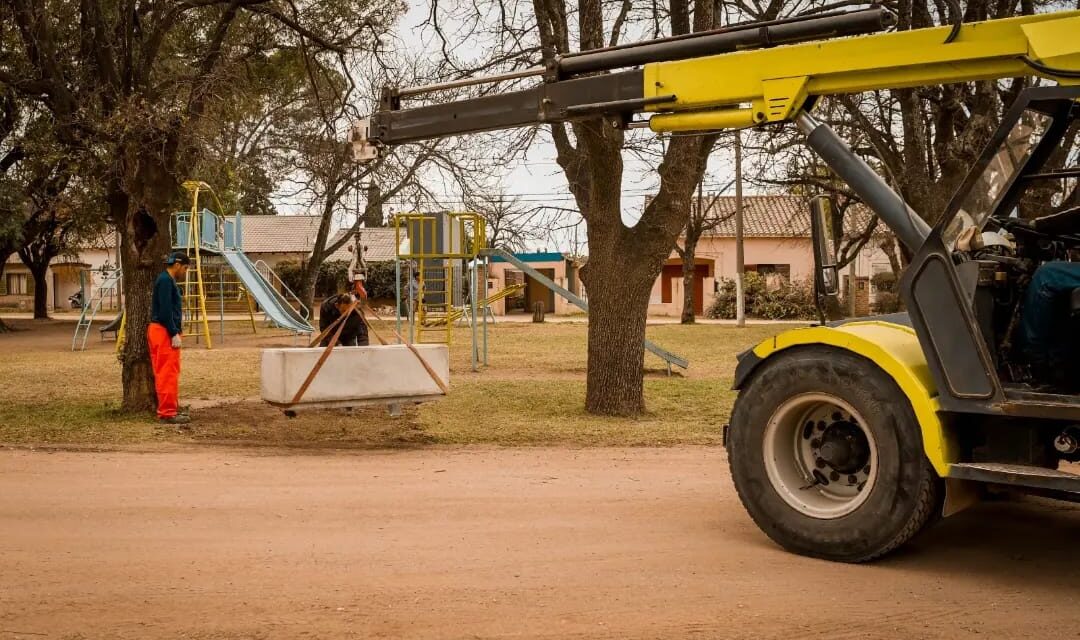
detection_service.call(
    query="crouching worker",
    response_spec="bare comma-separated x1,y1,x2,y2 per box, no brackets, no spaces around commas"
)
318,293,369,347
149,252,191,425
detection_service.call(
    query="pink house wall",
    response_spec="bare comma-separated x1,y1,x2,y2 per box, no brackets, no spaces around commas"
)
485,259,577,315
649,236,815,317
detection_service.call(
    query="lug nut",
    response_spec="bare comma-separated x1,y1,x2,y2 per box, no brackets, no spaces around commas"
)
1054,433,1078,455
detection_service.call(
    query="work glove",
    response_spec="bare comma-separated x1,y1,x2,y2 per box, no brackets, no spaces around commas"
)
171,334,182,349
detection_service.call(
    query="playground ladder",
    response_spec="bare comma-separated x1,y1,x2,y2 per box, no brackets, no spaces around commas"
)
416,265,453,344
480,248,689,372
71,269,122,352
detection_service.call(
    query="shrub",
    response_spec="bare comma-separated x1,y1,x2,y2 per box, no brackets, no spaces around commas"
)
706,272,817,320
871,271,898,293
872,291,904,314
870,271,904,314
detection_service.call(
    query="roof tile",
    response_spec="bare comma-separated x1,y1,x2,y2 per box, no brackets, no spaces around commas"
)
239,215,324,253
697,195,874,238
326,228,403,262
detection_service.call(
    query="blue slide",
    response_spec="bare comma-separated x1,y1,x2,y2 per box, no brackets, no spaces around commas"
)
222,249,313,334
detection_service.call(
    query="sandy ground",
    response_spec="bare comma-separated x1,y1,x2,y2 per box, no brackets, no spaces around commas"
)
1,446,1078,639
1,312,805,326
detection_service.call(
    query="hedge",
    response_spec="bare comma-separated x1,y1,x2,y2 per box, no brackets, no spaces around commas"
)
705,272,818,320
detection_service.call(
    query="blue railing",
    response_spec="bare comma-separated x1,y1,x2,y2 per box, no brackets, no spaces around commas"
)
171,209,243,252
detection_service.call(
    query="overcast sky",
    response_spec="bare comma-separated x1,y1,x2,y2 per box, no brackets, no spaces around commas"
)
276,1,741,253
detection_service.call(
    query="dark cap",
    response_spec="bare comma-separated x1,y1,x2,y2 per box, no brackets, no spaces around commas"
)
164,252,191,266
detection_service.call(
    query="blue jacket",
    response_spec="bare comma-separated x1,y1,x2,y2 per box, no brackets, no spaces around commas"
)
151,270,183,337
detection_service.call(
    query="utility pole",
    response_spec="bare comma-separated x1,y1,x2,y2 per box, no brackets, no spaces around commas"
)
734,130,745,328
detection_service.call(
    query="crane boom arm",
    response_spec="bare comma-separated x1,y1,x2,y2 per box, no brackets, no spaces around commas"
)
357,9,1080,153
646,10,1080,132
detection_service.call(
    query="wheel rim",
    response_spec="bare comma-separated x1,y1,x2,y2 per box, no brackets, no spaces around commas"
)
762,393,877,519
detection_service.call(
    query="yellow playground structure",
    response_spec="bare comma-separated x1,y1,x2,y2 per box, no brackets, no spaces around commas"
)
394,211,522,371
393,210,687,373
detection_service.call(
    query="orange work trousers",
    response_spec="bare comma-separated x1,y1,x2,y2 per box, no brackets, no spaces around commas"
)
147,323,180,419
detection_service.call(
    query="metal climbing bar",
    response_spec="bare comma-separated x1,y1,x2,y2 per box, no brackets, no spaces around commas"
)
71,269,122,351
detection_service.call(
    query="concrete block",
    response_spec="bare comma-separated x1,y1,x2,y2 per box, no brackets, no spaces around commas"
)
261,344,449,407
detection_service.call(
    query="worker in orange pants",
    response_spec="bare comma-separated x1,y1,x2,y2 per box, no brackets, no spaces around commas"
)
149,252,191,425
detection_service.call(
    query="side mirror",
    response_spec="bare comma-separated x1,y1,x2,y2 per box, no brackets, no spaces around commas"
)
810,195,840,298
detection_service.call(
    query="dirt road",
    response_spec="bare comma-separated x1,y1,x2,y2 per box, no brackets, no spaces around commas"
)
1,447,1078,639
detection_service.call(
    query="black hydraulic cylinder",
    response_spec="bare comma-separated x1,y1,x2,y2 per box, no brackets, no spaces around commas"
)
557,7,896,77
797,113,931,252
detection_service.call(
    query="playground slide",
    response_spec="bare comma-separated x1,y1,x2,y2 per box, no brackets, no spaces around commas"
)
481,248,689,370
221,249,313,334
100,313,123,333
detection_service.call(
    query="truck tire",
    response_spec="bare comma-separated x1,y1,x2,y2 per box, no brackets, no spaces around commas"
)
728,345,942,563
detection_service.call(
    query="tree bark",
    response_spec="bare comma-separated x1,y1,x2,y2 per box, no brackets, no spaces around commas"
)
300,196,338,313
117,142,183,413
362,183,383,227
680,237,697,324
0,253,11,332
533,0,717,416
581,252,654,416
300,259,320,316
28,261,49,319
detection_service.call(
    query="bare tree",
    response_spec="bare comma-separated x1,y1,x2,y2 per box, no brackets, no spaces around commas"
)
739,0,1078,273
674,185,733,324
464,192,546,252
419,0,723,415
288,137,438,311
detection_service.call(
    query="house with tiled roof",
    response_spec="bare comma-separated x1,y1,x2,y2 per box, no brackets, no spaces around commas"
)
650,195,894,317
2,231,120,313
1,215,402,313
325,227,404,263
230,215,404,274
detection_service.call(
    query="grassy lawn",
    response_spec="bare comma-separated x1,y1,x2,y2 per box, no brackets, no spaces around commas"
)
0,318,786,447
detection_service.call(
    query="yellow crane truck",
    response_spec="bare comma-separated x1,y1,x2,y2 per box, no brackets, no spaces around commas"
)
353,7,1080,561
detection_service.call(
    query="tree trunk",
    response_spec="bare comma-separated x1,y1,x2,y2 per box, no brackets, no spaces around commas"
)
117,149,182,413
0,255,10,333
119,243,160,412
28,262,49,320
581,252,654,416
575,122,711,416
576,118,657,416
680,238,697,324
363,183,383,227
300,259,320,317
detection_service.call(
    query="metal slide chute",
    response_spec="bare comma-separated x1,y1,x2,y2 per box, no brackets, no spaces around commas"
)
221,249,313,334
482,248,688,372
